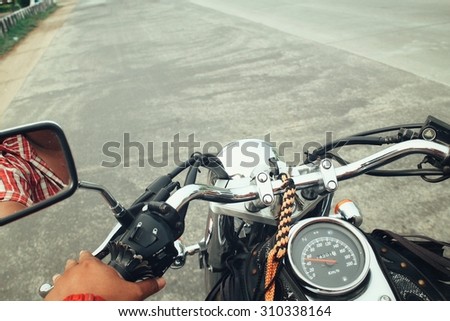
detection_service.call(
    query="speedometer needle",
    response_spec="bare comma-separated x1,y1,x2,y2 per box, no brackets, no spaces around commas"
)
305,258,337,265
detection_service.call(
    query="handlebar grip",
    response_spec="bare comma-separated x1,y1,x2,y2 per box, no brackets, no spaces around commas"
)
107,204,183,281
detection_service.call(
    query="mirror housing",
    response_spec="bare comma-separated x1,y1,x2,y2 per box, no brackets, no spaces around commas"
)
0,121,78,226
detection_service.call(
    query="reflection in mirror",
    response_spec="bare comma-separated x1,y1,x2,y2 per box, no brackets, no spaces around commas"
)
0,129,72,219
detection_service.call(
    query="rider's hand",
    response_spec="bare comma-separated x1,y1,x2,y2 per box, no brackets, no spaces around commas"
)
44,250,166,301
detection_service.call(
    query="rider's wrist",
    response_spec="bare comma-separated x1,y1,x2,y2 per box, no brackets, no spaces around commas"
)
63,293,105,301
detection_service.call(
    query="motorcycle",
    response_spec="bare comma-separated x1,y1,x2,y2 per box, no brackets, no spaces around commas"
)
0,115,449,301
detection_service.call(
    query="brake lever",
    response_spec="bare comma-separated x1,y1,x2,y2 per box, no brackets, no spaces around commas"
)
38,223,124,298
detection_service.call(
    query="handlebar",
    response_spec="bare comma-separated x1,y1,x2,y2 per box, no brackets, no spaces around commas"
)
94,138,450,283
166,140,450,212
39,137,450,297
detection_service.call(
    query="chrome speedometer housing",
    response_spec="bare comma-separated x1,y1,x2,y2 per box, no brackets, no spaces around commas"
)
287,217,371,296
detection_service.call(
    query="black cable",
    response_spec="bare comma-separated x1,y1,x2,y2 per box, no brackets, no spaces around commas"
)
177,157,201,220
306,123,423,163
326,152,447,178
168,153,228,180
421,175,450,183
368,169,447,177
352,123,422,137
168,159,192,178
418,157,450,183
200,153,229,179
306,136,395,163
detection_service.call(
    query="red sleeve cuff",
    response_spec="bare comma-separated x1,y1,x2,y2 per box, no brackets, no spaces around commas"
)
63,293,105,301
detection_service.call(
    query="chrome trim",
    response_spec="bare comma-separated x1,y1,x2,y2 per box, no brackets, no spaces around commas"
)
166,182,259,212
334,140,449,182
287,217,371,296
166,140,450,214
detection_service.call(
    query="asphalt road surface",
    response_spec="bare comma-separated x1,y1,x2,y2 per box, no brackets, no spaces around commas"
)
0,0,449,300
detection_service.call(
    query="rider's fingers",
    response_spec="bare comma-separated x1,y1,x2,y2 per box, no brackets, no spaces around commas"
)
134,278,166,299
52,273,61,283
78,250,95,262
64,259,78,271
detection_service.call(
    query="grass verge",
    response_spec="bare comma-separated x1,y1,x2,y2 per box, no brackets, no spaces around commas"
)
0,4,58,56
0,4,18,14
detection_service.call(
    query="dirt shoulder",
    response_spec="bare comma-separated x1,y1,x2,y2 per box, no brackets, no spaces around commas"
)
0,0,77,123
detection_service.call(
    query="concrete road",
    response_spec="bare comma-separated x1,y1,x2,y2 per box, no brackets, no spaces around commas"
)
0,0,449,300
192,0,450,86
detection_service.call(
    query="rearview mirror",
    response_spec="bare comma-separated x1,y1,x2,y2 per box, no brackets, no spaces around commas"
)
0,122,78,226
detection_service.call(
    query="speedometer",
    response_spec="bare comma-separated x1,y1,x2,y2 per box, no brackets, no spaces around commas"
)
287,218,370,296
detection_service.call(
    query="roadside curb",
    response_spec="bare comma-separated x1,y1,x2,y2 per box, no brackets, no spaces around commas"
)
0,0,77,123
0,0,55,38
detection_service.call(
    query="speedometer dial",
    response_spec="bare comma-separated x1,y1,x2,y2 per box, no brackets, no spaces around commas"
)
287,218,370,296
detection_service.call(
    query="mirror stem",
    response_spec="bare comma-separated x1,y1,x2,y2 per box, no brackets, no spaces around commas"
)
78,181,128,218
